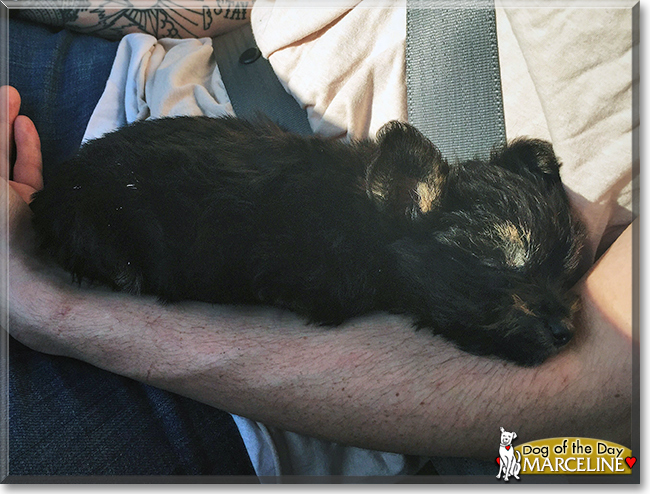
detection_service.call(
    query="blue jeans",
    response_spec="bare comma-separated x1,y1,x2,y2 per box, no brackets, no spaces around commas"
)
8,19,255,478
9,19,117,181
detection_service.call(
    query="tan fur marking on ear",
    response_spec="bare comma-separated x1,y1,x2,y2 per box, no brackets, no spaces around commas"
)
416,175,444,213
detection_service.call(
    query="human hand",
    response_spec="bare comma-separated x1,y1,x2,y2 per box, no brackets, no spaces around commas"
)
1,86,43,204
1,85,42,260
1,86,80,357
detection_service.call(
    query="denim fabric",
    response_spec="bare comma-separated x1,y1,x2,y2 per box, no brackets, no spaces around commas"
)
8,19,255,478
9,339,255,477
9,19,118,183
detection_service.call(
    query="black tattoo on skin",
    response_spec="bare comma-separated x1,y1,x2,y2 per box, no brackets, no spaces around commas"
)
211,0,249,20
16,1,88,27
17,0,251,40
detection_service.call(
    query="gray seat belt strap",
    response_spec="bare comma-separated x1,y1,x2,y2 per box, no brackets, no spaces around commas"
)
406,0,506,161
212,24,313,135
407,1,510,477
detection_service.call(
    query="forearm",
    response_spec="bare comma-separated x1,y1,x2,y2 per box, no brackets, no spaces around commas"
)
10,214,634,459
15,1,253,40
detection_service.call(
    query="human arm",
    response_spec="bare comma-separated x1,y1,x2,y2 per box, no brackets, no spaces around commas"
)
3,86,634,459
14,1,253,40
7,233,634,460
7,212,635,459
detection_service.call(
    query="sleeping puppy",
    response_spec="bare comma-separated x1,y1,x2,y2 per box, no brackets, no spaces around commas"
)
30,117,586,366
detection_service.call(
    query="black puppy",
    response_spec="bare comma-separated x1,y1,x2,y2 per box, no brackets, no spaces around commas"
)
30,117,586,366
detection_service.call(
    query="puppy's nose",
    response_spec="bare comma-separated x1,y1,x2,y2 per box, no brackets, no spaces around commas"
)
548,320,572,347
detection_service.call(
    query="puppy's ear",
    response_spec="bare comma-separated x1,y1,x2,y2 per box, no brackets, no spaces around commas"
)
366,121,448,220
492,138,562,186
500,427,505,433
512,432,517,440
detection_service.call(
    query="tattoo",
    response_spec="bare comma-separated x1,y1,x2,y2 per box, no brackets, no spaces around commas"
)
16,1,89,27
17,1,252,40
210,0,249,20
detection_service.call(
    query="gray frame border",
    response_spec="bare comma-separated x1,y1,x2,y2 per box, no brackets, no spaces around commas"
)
0,0,641,485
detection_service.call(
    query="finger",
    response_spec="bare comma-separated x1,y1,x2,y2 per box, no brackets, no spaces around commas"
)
0,85,21,126
8,179,37,204
1,175,30,222
1,176,36,253
0,86,21,169
13,115,44,193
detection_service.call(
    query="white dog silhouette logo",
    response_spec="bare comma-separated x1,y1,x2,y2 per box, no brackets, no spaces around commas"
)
496,427,521,481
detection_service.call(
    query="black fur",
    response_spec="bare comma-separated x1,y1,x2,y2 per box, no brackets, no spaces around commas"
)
30,116,586,366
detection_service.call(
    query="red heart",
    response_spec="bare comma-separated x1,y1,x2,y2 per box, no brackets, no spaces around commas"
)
496,457,500,465
506,445,511,450
625,457,636,469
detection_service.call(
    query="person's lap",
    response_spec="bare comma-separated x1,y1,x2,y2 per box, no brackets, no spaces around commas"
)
9,18,117,182
8,18,255,477
10,338,256,476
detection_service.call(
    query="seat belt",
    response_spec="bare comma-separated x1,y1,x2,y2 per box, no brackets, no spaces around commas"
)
407,2,509,475
406,0,506,162
216,2,506,160
211,24,314,135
